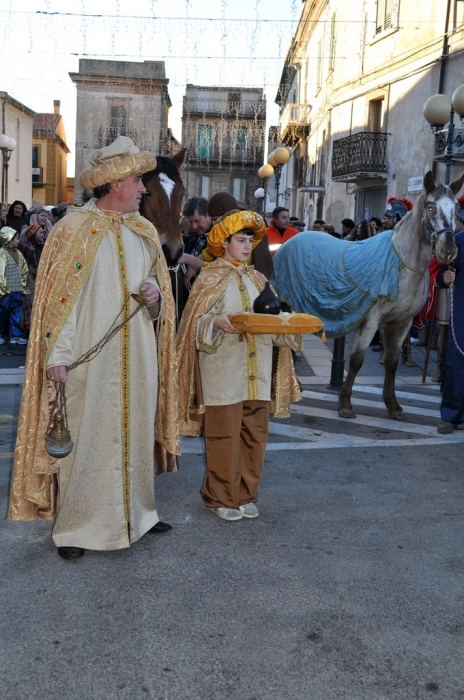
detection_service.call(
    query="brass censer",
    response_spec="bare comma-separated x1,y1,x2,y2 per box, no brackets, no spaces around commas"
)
45,409,73,458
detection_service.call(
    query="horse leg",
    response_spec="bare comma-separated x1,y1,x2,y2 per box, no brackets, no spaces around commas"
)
338,322,377,418
381,323,410,421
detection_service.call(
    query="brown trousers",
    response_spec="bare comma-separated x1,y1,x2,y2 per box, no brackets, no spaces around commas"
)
201,400,270,509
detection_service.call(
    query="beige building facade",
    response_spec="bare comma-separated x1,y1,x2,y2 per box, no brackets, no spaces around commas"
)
70,59,172,201
181,85,266,208
32,100,70,205
277,0,464,230
0,92,36,208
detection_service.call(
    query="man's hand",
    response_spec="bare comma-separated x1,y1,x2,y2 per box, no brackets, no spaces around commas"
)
443,269,456,286
139,282,161,308
213,312,241,334
184,266,197,288
46,365,68,383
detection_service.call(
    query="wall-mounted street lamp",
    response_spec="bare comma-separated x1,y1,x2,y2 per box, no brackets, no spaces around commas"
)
423,85,464,185
0,134,17,204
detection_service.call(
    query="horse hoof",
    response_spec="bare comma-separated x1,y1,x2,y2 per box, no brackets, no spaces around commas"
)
339,408,356,419
389,410,406,421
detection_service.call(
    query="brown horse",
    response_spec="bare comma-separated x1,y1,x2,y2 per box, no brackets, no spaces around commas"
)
140,149,187,320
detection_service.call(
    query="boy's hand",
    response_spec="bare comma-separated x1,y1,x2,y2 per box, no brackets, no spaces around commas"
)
213,312,240,334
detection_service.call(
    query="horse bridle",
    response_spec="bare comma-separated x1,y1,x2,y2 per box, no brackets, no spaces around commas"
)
423,220,456,255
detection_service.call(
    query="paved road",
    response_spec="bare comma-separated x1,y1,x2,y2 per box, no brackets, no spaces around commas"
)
1,346,464,699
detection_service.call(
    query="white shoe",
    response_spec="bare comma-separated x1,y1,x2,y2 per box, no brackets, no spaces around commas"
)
211,507,243,521
10,337,27,345
239,503,259,518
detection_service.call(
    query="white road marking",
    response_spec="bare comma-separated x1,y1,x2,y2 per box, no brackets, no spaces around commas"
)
300,390,440,417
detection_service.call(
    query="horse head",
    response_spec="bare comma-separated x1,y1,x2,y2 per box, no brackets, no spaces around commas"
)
421,170,464,265
140,149,186,267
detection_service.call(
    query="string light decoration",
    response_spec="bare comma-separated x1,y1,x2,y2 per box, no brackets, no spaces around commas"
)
0,1,300,175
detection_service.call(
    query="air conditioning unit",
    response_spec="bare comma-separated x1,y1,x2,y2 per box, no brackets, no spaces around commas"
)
435,128,464,156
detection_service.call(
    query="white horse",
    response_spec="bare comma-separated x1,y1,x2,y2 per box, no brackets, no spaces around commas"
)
274,171,464,420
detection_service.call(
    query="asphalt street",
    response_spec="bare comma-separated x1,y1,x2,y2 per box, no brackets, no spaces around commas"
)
1,336,464,700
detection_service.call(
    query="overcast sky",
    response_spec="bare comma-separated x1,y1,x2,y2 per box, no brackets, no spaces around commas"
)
1,0,301,175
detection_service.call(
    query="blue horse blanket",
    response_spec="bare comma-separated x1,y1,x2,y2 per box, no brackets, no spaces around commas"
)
273,230,403,338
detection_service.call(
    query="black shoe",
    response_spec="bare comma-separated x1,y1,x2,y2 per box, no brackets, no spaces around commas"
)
148,521,172,534
57,546,85,559
371,345,382,352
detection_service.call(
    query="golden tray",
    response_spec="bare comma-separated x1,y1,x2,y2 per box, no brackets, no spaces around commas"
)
229,312,324,336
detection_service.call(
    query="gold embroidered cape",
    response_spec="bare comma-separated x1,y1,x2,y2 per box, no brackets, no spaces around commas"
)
8,202,179,522
176,259,301,436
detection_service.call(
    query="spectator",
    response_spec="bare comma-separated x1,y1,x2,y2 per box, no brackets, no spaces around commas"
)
6,201,28,234
21,224,45,331
312,218,326,231
322,223,341,239
0,202,7,226
0,226,29,345
266,206,299,257
370,217,383,235
341,218,356,238
292,220,307,233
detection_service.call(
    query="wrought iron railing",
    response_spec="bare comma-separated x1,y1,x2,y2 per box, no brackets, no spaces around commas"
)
280,103,312,136
96,128,138,147
183,98,266,118
332,132,389,178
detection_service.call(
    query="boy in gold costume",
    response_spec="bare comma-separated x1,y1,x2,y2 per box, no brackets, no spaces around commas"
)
177,211,302,522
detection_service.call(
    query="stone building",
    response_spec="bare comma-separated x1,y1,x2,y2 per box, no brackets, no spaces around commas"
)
70,59,172,201
32,100,70,205
181,85,266,207
276,0,464,229
0,92,36,207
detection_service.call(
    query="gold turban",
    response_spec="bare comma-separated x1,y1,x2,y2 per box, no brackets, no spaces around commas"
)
79,135,157,190
207,210,266,257
0,226,18,245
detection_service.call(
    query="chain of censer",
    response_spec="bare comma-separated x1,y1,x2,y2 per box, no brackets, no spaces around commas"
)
50,295,144,425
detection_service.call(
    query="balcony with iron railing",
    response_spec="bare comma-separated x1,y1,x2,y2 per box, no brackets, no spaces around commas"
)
188,146,264,164
95,127,138,148
332,132,389,182
280,103,312,144
183,98,266,119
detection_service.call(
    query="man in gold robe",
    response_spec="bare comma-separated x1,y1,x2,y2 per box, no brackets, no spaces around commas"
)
7,136,179,559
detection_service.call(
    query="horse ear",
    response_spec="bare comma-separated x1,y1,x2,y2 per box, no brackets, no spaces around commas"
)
423,171,436,193
450,172,464,195
172,148,186,169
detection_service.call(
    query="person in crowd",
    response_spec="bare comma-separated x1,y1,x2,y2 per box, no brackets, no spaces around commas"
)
7,136,179,560
0,227,29,345
51,202,68,222
436,224,464,434
0,202,7,226
312,218,325,231
176,210,302,521
6,201,28,234
292,220,307,233
341,218,356,238
370,217,383,235
322,223,341,239
178,196,212,287
21,223,46,331
431,195,464,383
266,206,299,257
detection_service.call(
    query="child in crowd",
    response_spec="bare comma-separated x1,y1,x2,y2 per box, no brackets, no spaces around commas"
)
0,227,30,345
177,211,302,522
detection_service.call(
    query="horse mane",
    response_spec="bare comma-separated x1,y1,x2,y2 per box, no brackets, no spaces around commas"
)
142,155,183,186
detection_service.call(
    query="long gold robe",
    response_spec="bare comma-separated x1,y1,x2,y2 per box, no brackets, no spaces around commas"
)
7,200,179,551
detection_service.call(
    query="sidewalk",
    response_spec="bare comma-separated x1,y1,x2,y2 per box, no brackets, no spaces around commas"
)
0,330,440,387
299,331,440,387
